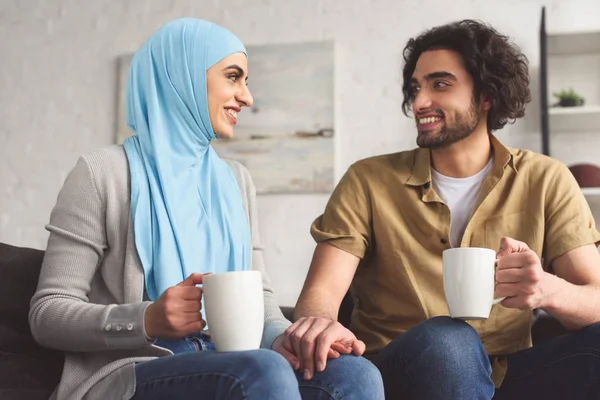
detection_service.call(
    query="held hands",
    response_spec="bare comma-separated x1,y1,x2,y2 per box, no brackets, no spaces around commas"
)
495,237,558,310
275,317,366,380
144,273,209,339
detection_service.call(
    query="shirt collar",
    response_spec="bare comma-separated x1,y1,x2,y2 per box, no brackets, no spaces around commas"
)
404,134,517,187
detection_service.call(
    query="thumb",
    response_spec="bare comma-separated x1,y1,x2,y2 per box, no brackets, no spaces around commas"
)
178,273,206,286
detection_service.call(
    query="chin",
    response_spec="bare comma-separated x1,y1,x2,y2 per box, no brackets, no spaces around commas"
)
215,130,234,140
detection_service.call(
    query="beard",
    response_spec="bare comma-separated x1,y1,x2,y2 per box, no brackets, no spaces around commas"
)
416,100,481,149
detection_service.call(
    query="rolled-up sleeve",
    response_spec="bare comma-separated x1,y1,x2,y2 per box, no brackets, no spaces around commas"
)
543,163,600,269
311,165,372,259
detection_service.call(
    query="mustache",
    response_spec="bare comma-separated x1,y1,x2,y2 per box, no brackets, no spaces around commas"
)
415,109,445,118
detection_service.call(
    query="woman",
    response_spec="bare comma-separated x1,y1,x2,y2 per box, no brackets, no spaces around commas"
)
29,18,383,400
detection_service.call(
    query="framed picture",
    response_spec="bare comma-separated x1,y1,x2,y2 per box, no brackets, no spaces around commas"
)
115,41,334,194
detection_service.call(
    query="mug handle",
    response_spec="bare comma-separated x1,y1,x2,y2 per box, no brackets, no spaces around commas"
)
492,296,506,305
493,259,506,305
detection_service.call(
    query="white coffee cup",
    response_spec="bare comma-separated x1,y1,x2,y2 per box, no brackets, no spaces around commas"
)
442,247,505,320
202,270,264,352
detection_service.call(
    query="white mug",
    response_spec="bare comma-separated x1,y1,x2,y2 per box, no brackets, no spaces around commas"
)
442,247,505,320
202,270,264,352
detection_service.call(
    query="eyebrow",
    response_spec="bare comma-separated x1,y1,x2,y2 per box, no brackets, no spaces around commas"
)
410,71,457,84
222,64,248,80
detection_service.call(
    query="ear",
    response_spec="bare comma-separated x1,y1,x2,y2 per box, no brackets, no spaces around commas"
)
480,92,492,111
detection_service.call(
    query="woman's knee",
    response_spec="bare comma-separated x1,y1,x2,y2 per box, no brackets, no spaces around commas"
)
331,356,384,399
242,350,297,380
241,349,295,376
302,355,384,400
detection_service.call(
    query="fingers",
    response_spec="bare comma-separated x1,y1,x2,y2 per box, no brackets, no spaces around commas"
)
284,318,361,380
181,317,206,334
178,273,206,286
327,348,340,359
179,286,203,301
180,300,203,313
298,319,331,380
284,319,313,374
314,324,339,372
496,250,540,271
330,341,352,354
278,346,301,369
494,282,514,298
351,339,366,356
495,267,524,284
497,237,530,258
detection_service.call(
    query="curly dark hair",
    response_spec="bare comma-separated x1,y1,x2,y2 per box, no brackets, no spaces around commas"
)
401,20,531,132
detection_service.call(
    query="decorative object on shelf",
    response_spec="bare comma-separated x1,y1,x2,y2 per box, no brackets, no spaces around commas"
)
568,164,600,188
553,88,585,107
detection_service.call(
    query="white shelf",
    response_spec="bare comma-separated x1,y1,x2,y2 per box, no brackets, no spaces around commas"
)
549,105,600,116
548,30,600,56
583,188,600,197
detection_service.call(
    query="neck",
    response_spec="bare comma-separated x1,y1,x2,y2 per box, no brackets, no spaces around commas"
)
430,125,492,178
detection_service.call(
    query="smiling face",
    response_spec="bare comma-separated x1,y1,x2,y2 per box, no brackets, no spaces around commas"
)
410,49,486,149
206,52,254,139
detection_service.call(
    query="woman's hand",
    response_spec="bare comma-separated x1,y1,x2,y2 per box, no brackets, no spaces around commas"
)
144,273,208,339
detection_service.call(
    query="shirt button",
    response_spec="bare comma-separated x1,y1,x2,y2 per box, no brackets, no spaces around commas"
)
127,323,134,331
440,238,448,245
116,324,123,331
105,324,112,331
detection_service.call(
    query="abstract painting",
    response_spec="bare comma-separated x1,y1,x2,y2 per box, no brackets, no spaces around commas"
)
115,41,334,193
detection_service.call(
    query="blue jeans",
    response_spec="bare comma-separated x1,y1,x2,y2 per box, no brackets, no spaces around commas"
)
133,349,384,399
295,353,384,399
372,316,600,400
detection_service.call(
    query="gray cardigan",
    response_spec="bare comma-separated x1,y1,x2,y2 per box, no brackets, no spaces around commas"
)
28,145,291,400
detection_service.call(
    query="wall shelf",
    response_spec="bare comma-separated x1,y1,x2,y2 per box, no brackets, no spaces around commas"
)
549,105,600,116
547,30,600,56
540,7,600,156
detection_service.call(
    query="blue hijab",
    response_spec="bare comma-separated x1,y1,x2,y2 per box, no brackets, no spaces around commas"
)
123,18,251,301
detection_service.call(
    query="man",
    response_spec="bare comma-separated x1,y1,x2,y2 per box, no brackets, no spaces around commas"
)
284,20,600,399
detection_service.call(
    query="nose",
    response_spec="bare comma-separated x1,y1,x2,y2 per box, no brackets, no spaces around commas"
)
236,84,254,108
412,89,433,114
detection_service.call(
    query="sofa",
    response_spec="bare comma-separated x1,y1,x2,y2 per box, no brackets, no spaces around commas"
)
0,242,567,400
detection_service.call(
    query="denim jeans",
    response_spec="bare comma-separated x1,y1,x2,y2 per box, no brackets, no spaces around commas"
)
132,349,299,400
133,339,384,399
295,353,384,400
154,332,215,353
372,316,600,400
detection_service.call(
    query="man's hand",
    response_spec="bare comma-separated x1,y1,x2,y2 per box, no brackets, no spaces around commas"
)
495,237,559,310
144,273,208,339
272,332,349,372
283,316,366,380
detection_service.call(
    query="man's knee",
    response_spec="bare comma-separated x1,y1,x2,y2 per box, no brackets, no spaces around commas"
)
579,321,600,343
409,316,480,353
380,316,485,366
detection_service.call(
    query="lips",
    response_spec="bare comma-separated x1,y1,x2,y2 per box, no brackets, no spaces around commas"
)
225,108,238,125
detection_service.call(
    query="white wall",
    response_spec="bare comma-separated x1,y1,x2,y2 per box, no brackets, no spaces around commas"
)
1,0,599,305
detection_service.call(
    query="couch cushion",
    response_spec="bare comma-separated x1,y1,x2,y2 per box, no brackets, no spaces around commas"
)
0,243,63,398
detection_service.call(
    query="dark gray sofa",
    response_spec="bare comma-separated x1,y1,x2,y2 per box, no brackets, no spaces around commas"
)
0,242,567,400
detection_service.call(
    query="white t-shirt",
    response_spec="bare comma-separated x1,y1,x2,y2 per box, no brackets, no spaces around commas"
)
431,157,494,247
